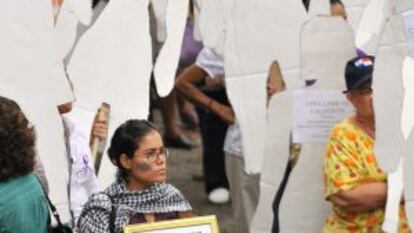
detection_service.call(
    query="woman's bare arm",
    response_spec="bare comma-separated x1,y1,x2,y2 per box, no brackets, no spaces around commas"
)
328,182,387,213
175,64,235,124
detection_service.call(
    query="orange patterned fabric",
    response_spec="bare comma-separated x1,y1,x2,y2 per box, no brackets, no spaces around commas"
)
323,118,410,233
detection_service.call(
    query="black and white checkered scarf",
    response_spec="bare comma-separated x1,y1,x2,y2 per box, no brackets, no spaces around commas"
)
76,179,192,233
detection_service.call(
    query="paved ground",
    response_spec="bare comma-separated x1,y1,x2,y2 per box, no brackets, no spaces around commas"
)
154,109,234,233
167,145,234,233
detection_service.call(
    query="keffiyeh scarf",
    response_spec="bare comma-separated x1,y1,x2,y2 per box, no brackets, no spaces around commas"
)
76,179,192,233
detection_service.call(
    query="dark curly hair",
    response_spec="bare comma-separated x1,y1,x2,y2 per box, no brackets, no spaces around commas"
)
0,96,36,182
108,119,159,180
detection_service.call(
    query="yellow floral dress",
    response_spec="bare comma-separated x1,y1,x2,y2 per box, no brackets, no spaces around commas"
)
323,117,411,233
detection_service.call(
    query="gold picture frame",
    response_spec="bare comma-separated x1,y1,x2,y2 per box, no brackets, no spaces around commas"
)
124,215,220,233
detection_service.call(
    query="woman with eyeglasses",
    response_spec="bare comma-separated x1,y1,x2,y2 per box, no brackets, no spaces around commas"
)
323,56,410,232
76,120,192,233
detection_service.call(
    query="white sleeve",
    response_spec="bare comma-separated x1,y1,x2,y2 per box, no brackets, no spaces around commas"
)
195,47,225,80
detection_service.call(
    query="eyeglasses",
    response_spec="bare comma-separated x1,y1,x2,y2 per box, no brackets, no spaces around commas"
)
134,148,170,162
349,87,373,96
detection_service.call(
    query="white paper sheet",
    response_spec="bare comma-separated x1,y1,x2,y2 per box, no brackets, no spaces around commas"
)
300,16,356,89
373,14,408,172
192,0,202,41
198,0,224,49
342,0,370,32
279,144,331,232
67,0,152,120
292,89,353,144
308,0,330,16
55,0,93,64
250,91,293,233
225,73,267,174
150,0,169,43
404,135,414,229
401,56,414,140
355,0,389,55
383,158,404,233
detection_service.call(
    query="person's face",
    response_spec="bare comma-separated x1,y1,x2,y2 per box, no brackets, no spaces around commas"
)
267,61,286,100
331,3,347,20
122,130,167,186
346,84,374,119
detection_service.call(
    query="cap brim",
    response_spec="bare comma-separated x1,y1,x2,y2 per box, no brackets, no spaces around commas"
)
343,73,372,93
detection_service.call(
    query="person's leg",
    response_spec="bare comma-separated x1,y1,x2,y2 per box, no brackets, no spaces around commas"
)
225,153,246,233
240,165,260,232
226,153,260,233
177,94,199,129
159,90,179,138
159,90,195,149
203,108,229,193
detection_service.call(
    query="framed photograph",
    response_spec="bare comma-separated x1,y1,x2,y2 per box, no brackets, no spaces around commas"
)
123,215,220,233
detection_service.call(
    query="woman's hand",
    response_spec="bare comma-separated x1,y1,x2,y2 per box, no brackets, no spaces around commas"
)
210,101,235,125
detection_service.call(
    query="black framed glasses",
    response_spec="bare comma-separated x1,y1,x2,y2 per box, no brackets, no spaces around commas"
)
134,148,170,162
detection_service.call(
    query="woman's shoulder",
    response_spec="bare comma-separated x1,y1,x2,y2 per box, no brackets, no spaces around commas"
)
0,174,42,197
329,117,357,139
162,183,186,198
83,191,113,211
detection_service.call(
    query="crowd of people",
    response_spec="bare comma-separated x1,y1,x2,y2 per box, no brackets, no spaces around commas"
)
1,0,412,233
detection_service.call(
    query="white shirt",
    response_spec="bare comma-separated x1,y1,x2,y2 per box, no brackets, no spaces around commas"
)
62,116,99,222
195,47,243,157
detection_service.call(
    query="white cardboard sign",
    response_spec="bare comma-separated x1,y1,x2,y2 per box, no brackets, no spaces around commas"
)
292,89,353,144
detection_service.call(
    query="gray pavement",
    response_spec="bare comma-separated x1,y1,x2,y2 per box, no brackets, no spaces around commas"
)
167,145,234,233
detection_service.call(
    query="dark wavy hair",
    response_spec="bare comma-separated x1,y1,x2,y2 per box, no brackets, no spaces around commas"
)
0,96,36,182
108,119,159,180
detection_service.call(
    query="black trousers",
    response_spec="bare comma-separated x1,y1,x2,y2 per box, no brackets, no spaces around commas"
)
195,88,230,194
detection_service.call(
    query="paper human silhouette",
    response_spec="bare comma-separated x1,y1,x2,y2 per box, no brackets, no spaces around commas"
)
223,0,307,174
251,16,355,233
0,0,74,221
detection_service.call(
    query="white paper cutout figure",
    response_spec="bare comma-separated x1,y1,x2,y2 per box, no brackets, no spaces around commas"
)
198,0,224,49
0,0,74,221
153,0,190,97
250,90,294,233
281,17,355,233
342,0,370,32
251,16,356,233
150,0,169,43
67,0,189,187
355,0,390,55
373,2,414,229
308,0,330,16
402,56,414,139
223,0,307,174
55,0,93,67
67,0,153,187
373,11,408,173
383,158,405,233
192,0,203,41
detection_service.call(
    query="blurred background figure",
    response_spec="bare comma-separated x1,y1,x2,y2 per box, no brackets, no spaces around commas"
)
330,0,347,20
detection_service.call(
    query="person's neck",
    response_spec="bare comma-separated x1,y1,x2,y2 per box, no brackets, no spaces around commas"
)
353,114,375,137
126,178,150,192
